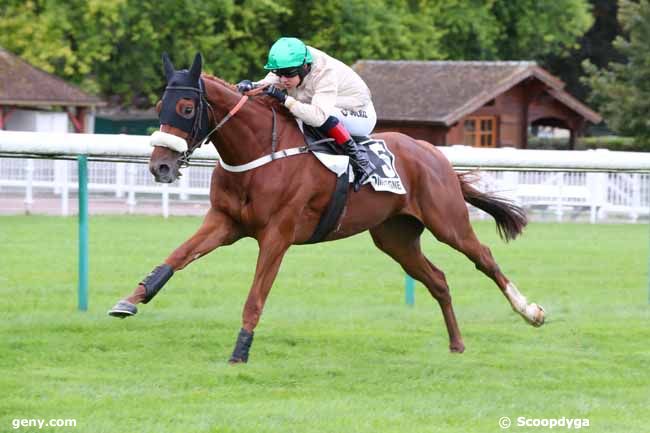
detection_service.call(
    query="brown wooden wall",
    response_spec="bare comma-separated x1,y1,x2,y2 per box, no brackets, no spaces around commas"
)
374,80,588,149
446,81,585,148
529,95,585,133
447,84,528,147
374,121,449,146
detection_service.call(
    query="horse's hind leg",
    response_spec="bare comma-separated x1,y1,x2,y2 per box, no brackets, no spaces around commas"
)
370,215,465,353
108,208,242,317
428,209,545,327
455,230,544,326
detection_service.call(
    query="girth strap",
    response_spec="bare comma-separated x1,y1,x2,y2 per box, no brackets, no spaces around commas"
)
219,146,309,172
304,168,350,244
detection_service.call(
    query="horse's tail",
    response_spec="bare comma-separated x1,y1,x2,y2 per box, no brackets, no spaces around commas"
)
457,172,527,242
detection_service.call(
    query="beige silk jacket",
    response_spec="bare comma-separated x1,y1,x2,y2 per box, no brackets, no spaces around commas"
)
255,46,372,127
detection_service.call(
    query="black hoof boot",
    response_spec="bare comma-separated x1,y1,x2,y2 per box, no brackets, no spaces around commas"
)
228,328,254,364
108,300,138,318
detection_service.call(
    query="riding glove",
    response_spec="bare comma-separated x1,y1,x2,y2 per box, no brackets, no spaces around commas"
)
236,80,254,93
264,85,287,104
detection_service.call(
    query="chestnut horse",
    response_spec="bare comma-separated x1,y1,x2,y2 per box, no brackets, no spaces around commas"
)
109,53,545,363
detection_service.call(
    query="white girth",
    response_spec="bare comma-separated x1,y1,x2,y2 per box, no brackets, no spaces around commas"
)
219,147,311,172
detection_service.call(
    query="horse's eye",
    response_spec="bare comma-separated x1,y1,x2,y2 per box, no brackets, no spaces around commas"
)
179,105,195,119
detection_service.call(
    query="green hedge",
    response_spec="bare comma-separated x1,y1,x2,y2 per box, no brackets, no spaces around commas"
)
527,136,571,150
578,136,648,152
527,136,649,152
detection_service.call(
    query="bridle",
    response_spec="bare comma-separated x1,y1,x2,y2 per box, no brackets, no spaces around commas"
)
163,79,249,167
156,79,297,174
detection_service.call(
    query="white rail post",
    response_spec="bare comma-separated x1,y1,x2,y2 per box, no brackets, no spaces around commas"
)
179,169,189,201
555,172,564,222
596,173,608,221
632,173,641,221
61,160,69,216
586,172,599,224
24,159,34,214
503,170,518,201
53,160,64,194
115,162,126,198
127,162,136,214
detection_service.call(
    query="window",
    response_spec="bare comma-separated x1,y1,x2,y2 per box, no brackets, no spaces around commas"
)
463,116,497,147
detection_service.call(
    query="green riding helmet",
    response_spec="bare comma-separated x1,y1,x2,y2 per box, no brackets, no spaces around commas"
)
264,37,313,70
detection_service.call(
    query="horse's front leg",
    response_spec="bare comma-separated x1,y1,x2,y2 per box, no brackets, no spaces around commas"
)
108,208,241,317
229,228,291,364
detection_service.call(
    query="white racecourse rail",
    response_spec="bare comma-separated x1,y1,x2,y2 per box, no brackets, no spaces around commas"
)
1,130,650,221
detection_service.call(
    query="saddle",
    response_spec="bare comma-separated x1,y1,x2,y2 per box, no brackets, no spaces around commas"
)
301,124,405,194
299,124,406,244
300,124,353,244
301,124,370,155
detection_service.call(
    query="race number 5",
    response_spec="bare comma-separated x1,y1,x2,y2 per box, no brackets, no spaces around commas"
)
369,142,396,177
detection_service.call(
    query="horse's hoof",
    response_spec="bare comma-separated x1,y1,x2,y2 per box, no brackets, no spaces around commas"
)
108,300,138,318
449,342,465,353
524,303,545,327
228,357,247,365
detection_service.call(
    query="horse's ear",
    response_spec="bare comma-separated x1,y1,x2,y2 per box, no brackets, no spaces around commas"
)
162,52,175,81
189,52,202,82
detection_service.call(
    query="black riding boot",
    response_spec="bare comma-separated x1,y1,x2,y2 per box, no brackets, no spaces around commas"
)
343,138,375,191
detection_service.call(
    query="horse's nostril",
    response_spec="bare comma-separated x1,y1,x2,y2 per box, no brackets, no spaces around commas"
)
158,164,170,176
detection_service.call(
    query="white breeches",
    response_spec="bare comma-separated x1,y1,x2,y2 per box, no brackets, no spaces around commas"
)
332,102,377,136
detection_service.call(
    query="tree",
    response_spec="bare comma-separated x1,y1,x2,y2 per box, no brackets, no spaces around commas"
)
0,0,290,106
0,0,595,108
403,0,592,61
276,0,446,64
544,0,625,103
583,0,650,145
490,0,593,60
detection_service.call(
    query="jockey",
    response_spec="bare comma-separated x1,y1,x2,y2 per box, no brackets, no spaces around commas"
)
237,37,376,191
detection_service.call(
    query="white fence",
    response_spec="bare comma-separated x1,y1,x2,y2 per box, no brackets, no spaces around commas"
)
2,156,649,222
0,158,215,217
1,131,649,222
476,171,649,222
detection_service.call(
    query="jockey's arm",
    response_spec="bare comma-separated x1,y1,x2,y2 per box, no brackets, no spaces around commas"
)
284,68,338,127
237,72,277,94
254,72,279,87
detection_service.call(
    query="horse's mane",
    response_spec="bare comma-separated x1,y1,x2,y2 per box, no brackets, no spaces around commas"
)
252,96,295,121
201,73,294,121
201,73,237,90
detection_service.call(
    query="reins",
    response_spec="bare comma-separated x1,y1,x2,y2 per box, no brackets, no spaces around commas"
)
167,81,321,173
216,101,311,173
180,93,249,166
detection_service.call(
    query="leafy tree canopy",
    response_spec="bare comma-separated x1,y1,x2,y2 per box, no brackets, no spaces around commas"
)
583,0,650,145
0,0,592,107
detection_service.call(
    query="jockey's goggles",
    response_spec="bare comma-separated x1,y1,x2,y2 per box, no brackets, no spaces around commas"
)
272,67,302,78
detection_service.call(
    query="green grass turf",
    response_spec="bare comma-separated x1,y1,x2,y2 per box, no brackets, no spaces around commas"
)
1,215,648,433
